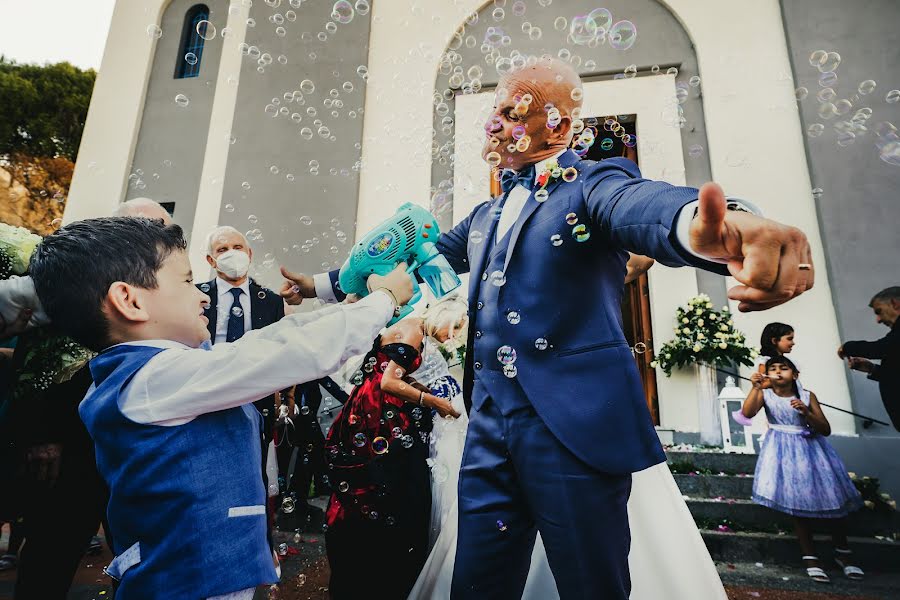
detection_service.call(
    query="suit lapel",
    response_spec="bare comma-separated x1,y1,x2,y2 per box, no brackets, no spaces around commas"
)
467,195,506,299
203,279,218,340
502,150,580,274
249,280,264,330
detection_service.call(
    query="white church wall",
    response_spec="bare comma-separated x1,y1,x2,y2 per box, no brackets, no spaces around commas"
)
66,0,854,434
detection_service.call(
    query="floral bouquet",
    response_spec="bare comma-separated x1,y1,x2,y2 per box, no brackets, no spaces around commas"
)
650,293,756,377
0,222,42,277
1,222,95,400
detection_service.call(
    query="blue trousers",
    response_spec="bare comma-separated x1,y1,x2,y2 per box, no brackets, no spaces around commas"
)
451,394,633,599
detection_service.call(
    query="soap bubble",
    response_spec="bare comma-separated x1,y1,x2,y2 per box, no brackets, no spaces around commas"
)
689,75,701,87
608,20,637,51
174,94,189,108
807,123,824,138
553,16,567,31
809,50,827,68
818,51,841,73
858,80,876,95
688,144,704,158
794,87,808,101
497,345,517,365
300,79,315,94
355,0,370,15
879,140,900,166
819,71,838,87
887,90,900,104
146,24,162,39
195,20,216,41
817,88,836,103
185,52,198,66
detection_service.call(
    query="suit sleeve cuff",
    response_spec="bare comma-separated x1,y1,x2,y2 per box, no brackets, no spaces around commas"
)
674,197,763,264
314,272,339,304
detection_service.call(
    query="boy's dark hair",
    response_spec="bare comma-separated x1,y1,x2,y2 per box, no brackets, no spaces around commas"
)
759,322,793,358
29,217,187,351
765,355,801,397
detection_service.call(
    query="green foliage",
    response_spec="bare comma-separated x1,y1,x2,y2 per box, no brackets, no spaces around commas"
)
651,294,756,376
849,473,896,512
0,57,96,161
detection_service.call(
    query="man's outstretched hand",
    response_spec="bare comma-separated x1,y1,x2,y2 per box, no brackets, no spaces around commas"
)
279,267,317,305
689,183,814,312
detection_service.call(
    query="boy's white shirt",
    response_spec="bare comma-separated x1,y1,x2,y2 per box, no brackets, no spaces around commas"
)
90,291,394,426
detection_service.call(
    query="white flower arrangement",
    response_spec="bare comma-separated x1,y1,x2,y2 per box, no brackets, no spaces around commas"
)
650,294,755,376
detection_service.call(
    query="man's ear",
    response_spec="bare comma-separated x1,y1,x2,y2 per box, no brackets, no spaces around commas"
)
548,115,573,146
206,254,216,269
105,282,150,324
246,247,253,263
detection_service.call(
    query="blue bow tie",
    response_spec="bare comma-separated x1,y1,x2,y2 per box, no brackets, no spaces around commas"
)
500,164,536,193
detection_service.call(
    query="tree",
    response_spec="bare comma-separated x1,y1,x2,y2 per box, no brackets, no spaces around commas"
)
0,57,96,161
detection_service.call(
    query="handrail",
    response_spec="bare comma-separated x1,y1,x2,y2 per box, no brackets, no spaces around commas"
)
708,365,891,429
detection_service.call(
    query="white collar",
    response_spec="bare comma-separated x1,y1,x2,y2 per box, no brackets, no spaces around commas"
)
112,339,194,350
530,149,568,185
216,276,250,299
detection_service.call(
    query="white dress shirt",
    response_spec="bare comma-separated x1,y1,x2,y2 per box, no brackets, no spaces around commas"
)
213,277,251,344
0,275,50,329
101,291,394,426
495,149,568,241
312,156,760,301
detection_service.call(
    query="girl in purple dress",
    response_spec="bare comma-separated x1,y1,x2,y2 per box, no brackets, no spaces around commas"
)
742,355,864,584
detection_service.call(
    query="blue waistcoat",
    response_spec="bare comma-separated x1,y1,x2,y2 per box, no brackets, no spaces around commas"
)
471,224,532,414
80,344,278,598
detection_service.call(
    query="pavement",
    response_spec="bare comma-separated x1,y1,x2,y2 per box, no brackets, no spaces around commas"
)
3,505,898,599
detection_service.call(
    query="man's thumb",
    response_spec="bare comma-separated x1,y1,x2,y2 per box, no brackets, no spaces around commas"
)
696,182,727,230
280,265,303,281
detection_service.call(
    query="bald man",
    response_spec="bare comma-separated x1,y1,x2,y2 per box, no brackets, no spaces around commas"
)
283,58,814,598
114,197,173,224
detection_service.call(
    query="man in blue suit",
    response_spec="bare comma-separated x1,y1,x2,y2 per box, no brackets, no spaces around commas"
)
280,58,815,598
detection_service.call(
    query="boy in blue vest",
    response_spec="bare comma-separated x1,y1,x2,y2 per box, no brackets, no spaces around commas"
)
28,217,412,599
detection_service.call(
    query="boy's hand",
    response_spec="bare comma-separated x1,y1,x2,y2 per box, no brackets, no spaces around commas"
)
279,267,316,305
368,263,414,306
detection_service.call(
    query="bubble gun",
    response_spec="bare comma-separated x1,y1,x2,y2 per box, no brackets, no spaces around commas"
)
338,202,462,324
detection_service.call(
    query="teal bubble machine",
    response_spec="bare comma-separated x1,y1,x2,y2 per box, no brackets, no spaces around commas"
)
338,202,462,324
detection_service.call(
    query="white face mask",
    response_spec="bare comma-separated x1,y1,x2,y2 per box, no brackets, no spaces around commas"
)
214,249,251,280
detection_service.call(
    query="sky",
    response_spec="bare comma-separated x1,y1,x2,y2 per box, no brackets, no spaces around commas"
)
0,0,117,70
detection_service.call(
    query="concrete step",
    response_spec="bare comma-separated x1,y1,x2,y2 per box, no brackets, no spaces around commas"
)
673,473,755,499
666,449,757,475
717,561,900,596
702,530,900,573
687,497,900,538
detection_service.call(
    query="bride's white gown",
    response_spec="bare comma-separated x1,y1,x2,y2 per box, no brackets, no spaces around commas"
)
408,375,727,599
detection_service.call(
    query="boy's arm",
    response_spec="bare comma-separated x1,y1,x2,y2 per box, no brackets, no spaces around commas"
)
124,292,394,425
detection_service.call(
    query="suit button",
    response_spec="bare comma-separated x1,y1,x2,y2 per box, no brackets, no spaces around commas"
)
477,301,484,310
475,330,483,338
474,361,483,370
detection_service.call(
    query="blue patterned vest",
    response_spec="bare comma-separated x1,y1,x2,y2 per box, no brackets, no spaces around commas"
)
80,344,278,598
470,227,532,414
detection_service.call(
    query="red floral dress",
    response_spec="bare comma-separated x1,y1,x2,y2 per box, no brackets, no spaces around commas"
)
323,340,433,599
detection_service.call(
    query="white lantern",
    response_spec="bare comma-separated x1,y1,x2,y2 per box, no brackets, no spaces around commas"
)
718,376,755,453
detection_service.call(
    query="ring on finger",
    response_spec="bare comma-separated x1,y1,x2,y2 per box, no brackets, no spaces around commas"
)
798,263,812,271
